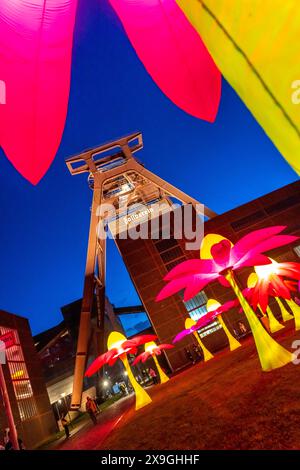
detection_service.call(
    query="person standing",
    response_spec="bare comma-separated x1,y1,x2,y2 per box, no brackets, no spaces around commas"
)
61,415,70,439
149,367,158,384
85,396,97,425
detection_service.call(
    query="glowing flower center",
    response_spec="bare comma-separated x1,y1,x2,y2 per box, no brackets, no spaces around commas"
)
207,298,221,313
145,344,156,354
255,259,278,280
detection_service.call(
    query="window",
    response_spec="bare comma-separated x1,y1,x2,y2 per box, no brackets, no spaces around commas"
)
231,211,265,232
180,291,210,322
0,326,37,421
198,321,223,338
265,194,300,215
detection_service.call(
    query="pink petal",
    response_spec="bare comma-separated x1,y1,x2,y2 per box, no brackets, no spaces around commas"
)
219,299,238,312
173,329,191,343
164,259,217,281
195,312,215,329
232,226,286,260
234,253,271,269
218,276,231,287
210,239,232,268
245,235,299,259
108,0,221,122
183,274,218,301
0,0,78,184
157,273,213,301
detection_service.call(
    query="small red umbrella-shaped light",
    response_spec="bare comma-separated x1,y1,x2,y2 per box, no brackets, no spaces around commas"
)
85,331,157,410
133,341,173,384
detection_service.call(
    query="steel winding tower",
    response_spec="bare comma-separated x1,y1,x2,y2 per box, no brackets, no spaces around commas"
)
66,132,216,410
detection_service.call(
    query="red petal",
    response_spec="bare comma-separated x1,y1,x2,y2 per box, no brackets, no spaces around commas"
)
123,335,157,349
108,0,221,122
0,1,78,184
159,344,174,350
85,349,116,377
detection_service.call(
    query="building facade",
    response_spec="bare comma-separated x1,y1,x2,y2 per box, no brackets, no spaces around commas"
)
0,310,57,449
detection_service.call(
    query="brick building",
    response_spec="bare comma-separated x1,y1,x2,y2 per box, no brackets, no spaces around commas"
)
0,310,57,449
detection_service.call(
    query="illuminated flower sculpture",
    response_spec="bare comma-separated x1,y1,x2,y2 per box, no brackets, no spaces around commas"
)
157,226,299,371
133,341,173,384
85,331,157,410
206,299,241,351
173,317,214,362
250,259,300,331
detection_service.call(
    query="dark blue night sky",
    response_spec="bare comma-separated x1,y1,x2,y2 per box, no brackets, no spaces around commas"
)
0,0,297,335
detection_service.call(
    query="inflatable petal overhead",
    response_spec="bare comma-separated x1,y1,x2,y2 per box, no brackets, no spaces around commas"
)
176,0,300,175
108,0,221,122
0,0,78,184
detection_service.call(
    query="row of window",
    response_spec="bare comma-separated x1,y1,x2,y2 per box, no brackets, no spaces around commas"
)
0,326,37,421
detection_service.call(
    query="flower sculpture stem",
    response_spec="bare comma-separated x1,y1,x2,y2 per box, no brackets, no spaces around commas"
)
152,356,169,384
225,270,293,371
120,354,152,410
217,314,241,351
275,297,294,322
185,318,214,361
266,306,285,333
285,299,300,331
194,332,214,362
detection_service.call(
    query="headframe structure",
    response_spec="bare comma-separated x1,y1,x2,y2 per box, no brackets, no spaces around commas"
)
66,132,217,410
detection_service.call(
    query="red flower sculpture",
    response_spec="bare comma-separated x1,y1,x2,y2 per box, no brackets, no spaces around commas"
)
133,343,173,365
85,334,157,377
251,259,300,312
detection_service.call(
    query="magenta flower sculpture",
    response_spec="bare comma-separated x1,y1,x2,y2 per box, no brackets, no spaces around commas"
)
157,226,298,371
173,316,214,362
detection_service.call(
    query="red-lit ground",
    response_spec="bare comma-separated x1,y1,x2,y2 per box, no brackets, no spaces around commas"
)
50,395,134,450
100,322,300,450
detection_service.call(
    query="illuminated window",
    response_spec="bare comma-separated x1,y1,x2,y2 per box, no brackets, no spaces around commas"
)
182,291,223,336
198,321,222,338
0,326,37,421
182,291,209,322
